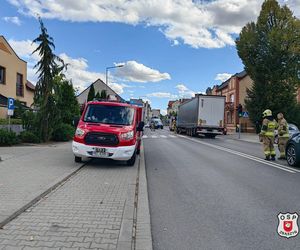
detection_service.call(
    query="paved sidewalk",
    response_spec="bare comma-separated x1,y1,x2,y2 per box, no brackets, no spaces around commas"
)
225,132,260,144
0,143,82,226
0,142,152,250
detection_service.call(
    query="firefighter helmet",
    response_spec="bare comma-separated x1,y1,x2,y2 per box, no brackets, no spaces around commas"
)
263,109,272,118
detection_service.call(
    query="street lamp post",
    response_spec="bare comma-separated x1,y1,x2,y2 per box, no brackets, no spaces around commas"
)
105,65,124,99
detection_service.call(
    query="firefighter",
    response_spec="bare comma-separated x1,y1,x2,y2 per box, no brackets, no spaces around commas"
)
277,113,289,159
260,109,277,161
172,118,177,133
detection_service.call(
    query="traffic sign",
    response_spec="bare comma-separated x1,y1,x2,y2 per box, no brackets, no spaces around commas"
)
7,109,14,116
243,111,249,118
7,98,15,110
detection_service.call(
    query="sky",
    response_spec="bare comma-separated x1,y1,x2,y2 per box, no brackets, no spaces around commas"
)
1,0,299,115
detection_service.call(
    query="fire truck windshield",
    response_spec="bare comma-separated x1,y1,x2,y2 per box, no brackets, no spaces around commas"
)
84,104,134,126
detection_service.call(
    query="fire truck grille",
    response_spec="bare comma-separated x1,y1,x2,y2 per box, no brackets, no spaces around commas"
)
84,132,119,146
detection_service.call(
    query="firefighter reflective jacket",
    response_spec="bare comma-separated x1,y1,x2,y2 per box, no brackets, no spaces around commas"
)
260,117,277,137
278,118,289,138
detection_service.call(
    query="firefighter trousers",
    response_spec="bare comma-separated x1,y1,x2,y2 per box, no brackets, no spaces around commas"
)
262,136,275,157
278,137,288,158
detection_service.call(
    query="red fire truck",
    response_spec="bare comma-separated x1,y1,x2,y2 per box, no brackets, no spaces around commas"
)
72,100,144,166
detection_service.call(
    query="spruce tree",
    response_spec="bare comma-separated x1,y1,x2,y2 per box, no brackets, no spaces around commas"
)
33,18,64,141
87,84,95,101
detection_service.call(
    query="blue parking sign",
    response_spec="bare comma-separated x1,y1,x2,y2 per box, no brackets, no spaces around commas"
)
7,98,15,110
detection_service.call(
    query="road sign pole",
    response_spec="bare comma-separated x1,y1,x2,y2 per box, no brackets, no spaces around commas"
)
238,120,241,139
8,115,11,132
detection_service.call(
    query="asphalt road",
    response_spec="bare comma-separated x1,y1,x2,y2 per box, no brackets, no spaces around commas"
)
143,128,300,250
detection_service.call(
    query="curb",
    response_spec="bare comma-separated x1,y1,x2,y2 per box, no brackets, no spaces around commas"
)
135,141,153,250
117,141,153,250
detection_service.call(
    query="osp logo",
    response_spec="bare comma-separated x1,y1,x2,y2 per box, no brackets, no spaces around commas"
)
277,212,299,239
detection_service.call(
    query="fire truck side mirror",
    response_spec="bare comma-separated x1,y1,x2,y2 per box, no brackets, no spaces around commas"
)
137,121,145,132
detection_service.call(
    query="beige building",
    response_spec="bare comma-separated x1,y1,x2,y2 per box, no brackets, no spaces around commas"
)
0,36,35,118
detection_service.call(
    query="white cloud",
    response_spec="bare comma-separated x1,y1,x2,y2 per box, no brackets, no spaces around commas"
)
8,39,127,94
215,73,232,82
147,92,177,99
2,16,21,25
161,109,167,115
10,0,296,49
284,0,300,16
176,84,195,98
115,61,171,83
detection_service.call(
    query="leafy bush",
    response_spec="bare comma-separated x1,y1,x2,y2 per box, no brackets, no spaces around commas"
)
0,118,22,125
19,131,40,143
52,124,75,142
0,129,19,146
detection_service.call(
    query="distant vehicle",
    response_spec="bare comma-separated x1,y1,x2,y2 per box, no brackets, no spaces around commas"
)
72,100,144,166
144,122,150,128
274,123,299,144
286,132,300,167
151,118,164,129
176,95,225,138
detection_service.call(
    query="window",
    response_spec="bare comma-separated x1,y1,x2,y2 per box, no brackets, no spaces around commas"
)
84,104,135,125
230,94,235,102
16,73,24,96
227,111,233,124
0,66,5,84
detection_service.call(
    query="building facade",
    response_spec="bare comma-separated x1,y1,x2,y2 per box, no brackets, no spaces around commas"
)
209,70,300,133
0,36,35,118
76,79,123,105
210,71,255,133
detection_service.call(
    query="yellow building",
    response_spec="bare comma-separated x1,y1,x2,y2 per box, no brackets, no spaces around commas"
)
0,35,35,118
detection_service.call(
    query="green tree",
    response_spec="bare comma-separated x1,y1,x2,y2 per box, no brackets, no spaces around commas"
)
87,84,95,101
95,92,101,99
236,0,300,124
33,18,64,141
100,90,107,99
56,76,80,125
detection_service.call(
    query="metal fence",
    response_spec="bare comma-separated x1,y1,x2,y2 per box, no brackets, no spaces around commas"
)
0,125,24,135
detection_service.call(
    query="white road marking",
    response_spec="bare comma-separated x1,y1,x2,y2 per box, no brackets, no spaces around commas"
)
177,135,296,174
160,135,167,138
169,135,176,138
142,135,148,138
151,135,158,138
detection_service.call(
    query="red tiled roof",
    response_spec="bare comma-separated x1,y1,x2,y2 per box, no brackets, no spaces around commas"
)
168,101,175,108
26,80,35,91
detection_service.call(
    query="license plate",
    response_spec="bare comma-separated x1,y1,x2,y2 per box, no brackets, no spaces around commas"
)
94,148,107,156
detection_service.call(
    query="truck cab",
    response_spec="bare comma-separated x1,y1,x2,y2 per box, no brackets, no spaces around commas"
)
72,100,144,166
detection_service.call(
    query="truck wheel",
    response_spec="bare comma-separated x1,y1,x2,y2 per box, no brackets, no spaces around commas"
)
192,128,197,137
75,156,82,163
205,134,216,139
127,152,136,166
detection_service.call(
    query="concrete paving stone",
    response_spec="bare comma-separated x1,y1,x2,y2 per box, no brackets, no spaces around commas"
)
17,240,37,247
53,241,73,247
90,242,109,249
3,246,24,250
0,143,81,225
0,143,153,249
35,241,55,247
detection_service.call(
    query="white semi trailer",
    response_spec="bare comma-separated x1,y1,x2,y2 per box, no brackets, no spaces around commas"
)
177,94,225,138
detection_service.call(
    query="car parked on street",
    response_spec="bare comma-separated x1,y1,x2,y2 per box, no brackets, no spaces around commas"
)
151,118,164,129
286,132,300,167
274,123,299,144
